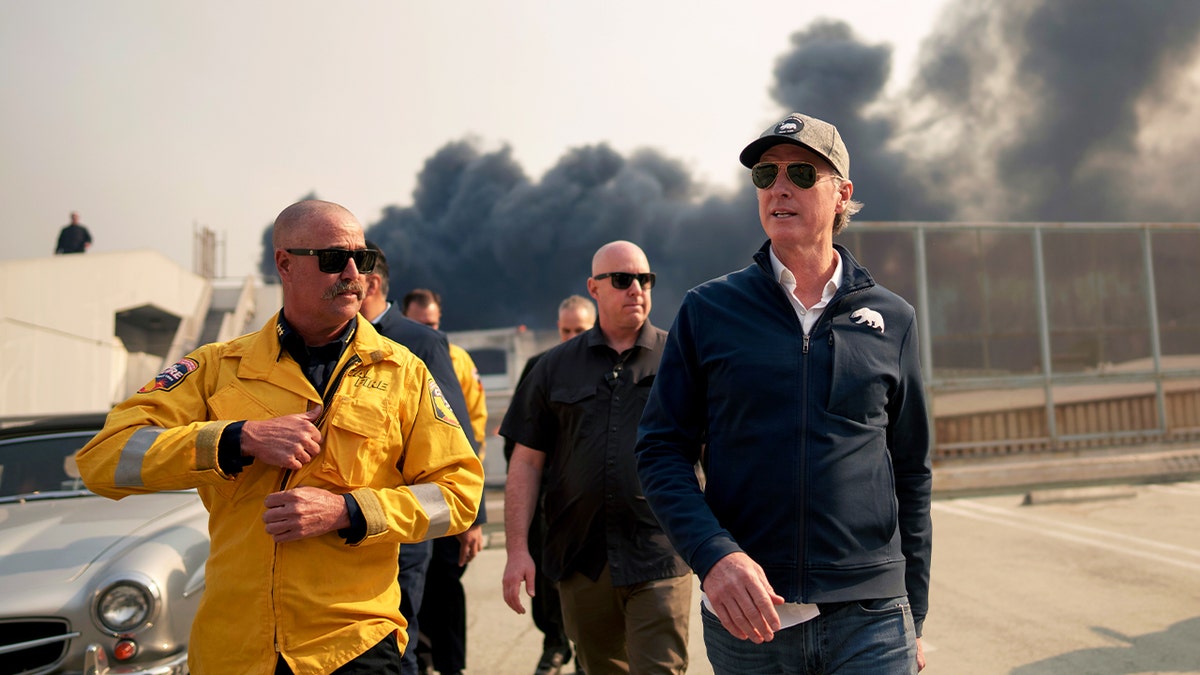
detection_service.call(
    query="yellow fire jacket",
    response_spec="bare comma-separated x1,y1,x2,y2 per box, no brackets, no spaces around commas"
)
77,314,483,675
448,342,487,458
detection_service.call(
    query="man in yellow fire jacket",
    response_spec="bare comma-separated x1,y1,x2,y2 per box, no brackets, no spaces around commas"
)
401,288,488,458
77,200,483,675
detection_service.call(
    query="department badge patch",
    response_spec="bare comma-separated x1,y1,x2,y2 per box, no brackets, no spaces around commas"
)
428,377,461,428
139,357,199,393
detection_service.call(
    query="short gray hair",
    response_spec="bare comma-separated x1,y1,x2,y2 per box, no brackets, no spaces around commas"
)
559,294,595,316
834,194,864,236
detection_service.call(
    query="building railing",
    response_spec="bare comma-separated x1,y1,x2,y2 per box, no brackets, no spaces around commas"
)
845,221,1200,461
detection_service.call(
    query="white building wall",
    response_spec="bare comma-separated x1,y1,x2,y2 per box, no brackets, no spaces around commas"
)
0,318,120,415
0,250,210,417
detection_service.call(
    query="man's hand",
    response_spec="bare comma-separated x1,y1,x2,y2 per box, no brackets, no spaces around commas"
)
501,548,538,615
262,486,349,543
502,444,543,615
457,524,484,566
702,552,785,643
241,406,323,470
917,636,926,671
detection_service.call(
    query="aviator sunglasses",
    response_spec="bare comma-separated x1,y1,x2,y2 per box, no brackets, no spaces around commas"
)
750,162,839,190
594,272,656,290
285,248,378,274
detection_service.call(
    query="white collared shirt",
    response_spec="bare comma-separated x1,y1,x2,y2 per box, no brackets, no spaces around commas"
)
770,246,843,335
367,301,393,326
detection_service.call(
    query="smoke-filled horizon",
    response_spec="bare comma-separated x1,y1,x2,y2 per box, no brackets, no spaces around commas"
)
261,0,1200,331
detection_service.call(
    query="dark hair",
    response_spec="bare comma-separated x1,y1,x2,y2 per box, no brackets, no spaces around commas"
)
364,240,390,295
402,288,441,314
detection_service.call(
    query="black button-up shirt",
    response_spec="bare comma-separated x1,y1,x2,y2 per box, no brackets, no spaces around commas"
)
501,322,689,586
276,311,356,395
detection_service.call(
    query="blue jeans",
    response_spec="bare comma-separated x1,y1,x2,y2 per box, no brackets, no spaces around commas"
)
701,597,917,675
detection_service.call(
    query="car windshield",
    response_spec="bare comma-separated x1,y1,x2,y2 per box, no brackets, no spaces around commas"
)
0,431,93,501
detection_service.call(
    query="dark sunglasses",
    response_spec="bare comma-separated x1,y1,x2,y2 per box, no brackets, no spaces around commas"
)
285,248,378,274
594,272,656,290
751,162,837,190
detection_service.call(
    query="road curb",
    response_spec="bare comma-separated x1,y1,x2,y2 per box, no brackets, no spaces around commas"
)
933,446,1200,497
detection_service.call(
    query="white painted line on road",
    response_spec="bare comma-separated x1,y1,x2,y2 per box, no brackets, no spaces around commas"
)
932,501,1200,573
1147,482,1200,496
956,499,1200,560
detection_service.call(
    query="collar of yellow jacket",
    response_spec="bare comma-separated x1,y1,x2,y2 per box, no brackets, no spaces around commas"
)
231,313,401,383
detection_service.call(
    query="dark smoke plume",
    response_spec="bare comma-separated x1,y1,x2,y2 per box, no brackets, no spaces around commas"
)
362,141,760,329
903,0,1200,221
772,21,954,221
262,0,1200,330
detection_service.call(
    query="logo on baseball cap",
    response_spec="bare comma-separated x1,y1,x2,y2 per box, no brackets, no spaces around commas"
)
739,112,850,179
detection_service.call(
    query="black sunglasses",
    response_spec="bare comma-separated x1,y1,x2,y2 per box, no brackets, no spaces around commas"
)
285,248,378,274
751,162,837,190
594,272,656,290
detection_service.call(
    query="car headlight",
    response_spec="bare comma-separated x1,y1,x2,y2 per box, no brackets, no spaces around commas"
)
93,576,159,634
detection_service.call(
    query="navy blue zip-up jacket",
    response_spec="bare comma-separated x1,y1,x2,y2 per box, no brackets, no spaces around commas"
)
636,240,932,634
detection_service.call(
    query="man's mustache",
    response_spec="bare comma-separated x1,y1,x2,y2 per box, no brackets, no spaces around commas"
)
323,279,365,300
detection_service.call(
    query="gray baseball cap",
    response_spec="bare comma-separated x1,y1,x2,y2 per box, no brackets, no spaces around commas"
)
739,112,850,178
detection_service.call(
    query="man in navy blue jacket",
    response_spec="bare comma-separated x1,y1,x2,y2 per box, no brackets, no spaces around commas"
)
636,112,932,673
360,241,485,675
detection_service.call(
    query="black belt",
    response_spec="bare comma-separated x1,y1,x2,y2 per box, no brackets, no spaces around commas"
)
816,600,857,614
818,597,905,614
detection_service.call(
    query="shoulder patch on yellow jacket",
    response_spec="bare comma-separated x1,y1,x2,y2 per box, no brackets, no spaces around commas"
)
428,376,461,428
138,357,199,393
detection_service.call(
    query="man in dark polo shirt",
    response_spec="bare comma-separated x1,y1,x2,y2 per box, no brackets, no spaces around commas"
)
500,241,691,675
502,294,595,675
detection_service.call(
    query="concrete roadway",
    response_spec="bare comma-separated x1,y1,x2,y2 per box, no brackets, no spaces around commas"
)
461,481,1200,674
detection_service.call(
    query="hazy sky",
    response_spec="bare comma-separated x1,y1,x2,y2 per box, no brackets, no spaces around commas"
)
1,0,948,279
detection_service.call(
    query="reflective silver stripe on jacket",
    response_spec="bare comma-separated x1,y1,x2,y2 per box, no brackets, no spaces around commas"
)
114,426,165,487
410,483,451,538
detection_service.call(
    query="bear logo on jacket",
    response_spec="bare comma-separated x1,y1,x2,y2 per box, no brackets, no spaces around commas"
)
850,308,885,333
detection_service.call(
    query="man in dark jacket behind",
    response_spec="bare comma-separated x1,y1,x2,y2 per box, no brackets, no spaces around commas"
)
360,241,485,675
636,112,932,674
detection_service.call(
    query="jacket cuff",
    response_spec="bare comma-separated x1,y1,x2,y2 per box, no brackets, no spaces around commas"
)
197,421,233,476
350,487,388,539
692,533,744,585
216,421,251,476
338,493,367,544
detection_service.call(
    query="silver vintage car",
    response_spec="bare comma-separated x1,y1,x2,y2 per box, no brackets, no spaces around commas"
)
0,414,208,675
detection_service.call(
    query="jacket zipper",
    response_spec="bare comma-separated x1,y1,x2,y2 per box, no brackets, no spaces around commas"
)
277,354,363,491
758,251,874,602
798,311,809,599
272,352,363,655
796,286,870,599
